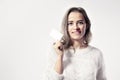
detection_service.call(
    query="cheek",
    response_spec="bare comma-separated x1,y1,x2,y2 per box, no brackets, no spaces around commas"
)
68,27,72,34
81,26,86,36
82,27,86,32
81,24,86,32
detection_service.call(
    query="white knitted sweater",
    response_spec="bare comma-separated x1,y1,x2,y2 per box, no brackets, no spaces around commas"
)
44,45,106,80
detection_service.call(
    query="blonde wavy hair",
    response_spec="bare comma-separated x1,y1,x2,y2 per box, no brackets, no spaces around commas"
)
61,7,92,49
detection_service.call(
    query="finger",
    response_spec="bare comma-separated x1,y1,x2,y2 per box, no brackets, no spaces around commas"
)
58,46,63,51
53,42,56,45
60,39,65,45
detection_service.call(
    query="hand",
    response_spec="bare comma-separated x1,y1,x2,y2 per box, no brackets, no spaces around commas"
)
53,40,64,56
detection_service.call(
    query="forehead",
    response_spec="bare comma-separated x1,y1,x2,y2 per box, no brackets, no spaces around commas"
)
68,11,84,21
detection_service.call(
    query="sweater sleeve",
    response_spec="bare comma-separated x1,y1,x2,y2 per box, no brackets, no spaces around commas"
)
43,45,64,80
96,51,107,80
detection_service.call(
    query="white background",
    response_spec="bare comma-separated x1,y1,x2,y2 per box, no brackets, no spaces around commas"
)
0,0,120,80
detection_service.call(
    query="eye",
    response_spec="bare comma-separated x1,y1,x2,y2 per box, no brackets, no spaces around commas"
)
78,21,84,25
68,22,73,26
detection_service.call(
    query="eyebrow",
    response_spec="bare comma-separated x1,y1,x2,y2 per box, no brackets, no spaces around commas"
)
78,20,84,21
68,20,84,22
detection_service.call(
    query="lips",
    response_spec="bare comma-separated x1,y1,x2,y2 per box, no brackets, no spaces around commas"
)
72,30,81,34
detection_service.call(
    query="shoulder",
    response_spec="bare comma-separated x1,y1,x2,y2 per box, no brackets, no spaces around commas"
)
89,45,102,54
89,45,105,68
89,45,104,59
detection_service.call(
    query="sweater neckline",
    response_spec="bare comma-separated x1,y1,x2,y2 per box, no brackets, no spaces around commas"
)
68,45,92,55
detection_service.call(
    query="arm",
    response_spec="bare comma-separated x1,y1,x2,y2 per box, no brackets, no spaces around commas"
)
96,66,106,80
43,41,64,80
54,54,64,74
96,51,107,80
53,40,64,74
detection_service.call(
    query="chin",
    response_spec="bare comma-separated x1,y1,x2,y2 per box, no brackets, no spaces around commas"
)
71,36,82,40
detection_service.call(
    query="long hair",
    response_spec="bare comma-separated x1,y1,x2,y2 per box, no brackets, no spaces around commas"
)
61,7,92,49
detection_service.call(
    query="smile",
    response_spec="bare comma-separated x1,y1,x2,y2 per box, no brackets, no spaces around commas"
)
72,30,81,34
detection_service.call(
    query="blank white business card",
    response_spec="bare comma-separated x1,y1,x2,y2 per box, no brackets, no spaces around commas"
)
49,29,63,41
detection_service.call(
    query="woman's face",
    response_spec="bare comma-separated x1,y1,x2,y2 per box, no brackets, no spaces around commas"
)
67,11,86,41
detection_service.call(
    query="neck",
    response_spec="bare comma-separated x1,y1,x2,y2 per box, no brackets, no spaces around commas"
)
72,40,81,49
72,39,87,49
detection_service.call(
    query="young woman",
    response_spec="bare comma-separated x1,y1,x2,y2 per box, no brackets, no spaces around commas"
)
44,7,106,80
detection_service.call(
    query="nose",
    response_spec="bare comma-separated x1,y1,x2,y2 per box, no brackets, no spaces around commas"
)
73,23,79,29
